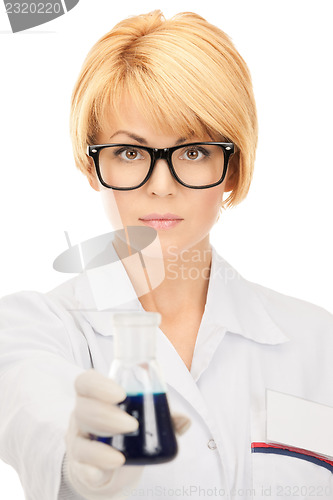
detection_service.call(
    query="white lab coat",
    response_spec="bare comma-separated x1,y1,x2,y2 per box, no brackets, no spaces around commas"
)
0,246,333,500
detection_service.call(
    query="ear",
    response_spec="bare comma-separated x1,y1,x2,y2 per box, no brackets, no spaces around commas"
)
86,156,100,192
224,151,239,192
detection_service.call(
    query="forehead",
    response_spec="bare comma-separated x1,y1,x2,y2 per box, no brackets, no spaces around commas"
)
99,99,212,147
97,93,217,144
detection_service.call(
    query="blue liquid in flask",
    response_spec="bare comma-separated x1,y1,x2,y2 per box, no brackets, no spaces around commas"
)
95,392,178,465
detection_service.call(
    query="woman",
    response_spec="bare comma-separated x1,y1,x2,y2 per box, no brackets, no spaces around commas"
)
1,10,333,500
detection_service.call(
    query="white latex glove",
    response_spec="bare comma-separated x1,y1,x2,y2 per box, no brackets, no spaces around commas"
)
63,369,191,500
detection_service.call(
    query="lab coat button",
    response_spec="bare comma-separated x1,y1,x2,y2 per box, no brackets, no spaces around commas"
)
207,439,217,450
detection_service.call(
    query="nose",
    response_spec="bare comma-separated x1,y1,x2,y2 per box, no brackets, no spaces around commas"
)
146,158,177,197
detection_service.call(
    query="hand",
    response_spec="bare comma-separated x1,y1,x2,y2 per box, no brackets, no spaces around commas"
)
63,369,191,500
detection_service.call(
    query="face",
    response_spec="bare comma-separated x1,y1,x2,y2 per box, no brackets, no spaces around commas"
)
87,99,236,259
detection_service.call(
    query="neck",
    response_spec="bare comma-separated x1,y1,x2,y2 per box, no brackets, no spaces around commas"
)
116,236,212,318
111,232,212,317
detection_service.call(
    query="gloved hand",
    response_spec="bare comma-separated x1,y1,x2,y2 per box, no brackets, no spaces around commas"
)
63,369,191,500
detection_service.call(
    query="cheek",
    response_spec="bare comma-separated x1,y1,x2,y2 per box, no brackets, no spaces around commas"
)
192,190,223,220
99,189,130,229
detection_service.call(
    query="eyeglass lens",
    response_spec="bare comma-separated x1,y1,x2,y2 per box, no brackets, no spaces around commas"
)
98,144,225,188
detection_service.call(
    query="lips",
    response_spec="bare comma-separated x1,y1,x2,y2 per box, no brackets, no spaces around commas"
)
139,213,183,230
139,213,183,221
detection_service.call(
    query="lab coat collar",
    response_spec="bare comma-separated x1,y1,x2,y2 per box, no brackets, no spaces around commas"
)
204,247,290,345
73,266,142,336
73,245,289,346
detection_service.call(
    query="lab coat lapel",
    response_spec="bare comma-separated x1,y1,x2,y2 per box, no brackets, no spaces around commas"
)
204,247,290,345
188,248,290,383
156,327,213,421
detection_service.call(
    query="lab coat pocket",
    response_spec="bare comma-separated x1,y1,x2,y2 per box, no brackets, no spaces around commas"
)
250,391,333,499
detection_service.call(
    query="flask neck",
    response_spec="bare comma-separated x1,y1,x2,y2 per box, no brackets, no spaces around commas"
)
113,324,157,362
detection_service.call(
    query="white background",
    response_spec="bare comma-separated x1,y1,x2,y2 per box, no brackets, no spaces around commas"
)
0,0,332,496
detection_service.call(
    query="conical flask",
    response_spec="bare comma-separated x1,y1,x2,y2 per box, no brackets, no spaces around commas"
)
96,311,178,465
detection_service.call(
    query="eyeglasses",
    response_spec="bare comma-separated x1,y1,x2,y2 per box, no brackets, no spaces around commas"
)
87,142,235,190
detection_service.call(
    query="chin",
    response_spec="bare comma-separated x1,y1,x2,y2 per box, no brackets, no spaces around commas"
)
159,238,201,260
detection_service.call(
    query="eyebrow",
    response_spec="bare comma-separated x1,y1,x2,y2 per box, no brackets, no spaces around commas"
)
109,130,189,146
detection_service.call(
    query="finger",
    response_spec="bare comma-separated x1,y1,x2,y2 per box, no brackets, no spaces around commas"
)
75,396,139,436
171,412,191,436
70,462,144,492
72,435,126,469
71,462,115,489
75,370,127,404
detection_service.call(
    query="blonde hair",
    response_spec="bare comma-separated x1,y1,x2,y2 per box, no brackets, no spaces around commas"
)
70,10,258,207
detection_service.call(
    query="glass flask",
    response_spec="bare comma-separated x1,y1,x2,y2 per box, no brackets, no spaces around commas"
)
94,311,178,465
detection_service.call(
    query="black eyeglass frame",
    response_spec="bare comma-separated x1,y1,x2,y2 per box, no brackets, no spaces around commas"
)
87,141,235,190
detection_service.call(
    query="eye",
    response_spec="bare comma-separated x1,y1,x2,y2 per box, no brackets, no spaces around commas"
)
187,149,201,160
115,147,145,161
179,146,210,161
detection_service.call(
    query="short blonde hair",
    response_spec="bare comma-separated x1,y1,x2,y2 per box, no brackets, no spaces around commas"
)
70,10,258,207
